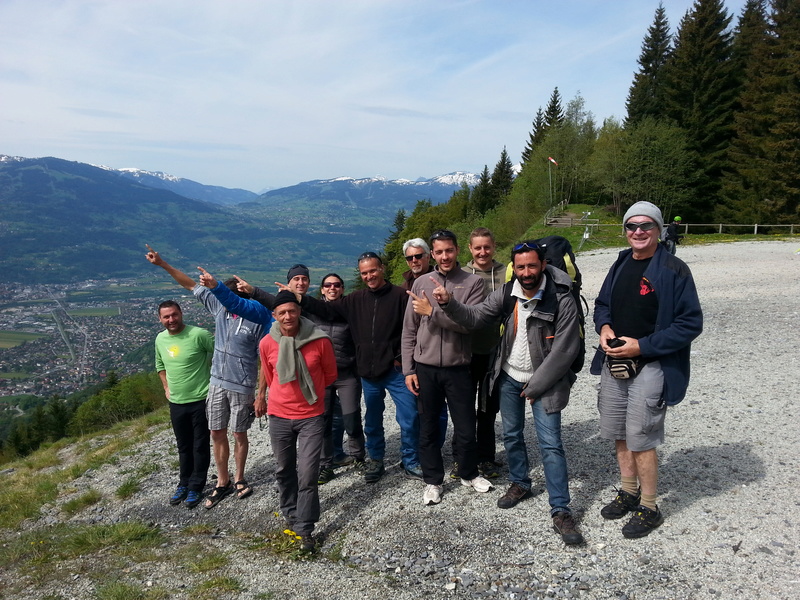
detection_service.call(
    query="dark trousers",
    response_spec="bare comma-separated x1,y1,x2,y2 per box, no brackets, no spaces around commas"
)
417,363,479,485
170,400,211,492
269,414,325,536
472,352,500,463
321,372,365,468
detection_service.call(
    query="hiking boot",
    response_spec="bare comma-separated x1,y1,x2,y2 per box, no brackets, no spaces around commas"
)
461,475,494,493
404,463,424,480
364,459,385,484
601,488,641,520
478,460,501,479
169,485,188,506
334,455,355,467
184,490,203,509
449,462,460,479
497,483,531,509
622,505,664,539
552,511,584,545
300,534,316,552
318,467,336,485
423,484,443,506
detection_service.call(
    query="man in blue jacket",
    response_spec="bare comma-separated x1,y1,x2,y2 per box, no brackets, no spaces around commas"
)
591,201,703,538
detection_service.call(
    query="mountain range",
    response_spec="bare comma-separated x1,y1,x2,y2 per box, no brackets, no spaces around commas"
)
0,155,478,284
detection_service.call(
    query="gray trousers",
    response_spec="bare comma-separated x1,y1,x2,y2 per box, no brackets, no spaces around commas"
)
268,414,325,536
321,372,365,468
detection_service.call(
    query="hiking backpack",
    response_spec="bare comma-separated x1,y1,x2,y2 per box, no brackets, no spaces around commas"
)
502,235,587,374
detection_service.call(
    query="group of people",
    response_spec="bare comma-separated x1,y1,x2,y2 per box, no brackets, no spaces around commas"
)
148,200,702,551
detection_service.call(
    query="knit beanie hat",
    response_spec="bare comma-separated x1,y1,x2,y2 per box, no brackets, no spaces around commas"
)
623,201,664,234
286,264,310,282
273,290,300,308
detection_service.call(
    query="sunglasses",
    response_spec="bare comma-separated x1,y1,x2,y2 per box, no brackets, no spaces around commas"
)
430,229,456,241
322,282,343,289
512,241,541,252
405,252,425,262
624,221,658,232
357,251,381,263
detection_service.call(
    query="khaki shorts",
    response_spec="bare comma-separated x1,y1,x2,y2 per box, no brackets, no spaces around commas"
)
206,384,256,433
597,360,666,452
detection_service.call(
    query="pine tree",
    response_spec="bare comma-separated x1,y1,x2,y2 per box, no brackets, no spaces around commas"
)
491,147,515,200
544,87,565,128
626,3,673,125
471,166,493,214
662,0,738,220
521,108,546,164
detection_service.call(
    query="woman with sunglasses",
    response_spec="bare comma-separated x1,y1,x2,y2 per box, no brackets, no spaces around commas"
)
308,274,366,483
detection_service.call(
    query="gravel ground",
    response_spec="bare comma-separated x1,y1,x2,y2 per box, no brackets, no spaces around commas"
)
14,240,800,600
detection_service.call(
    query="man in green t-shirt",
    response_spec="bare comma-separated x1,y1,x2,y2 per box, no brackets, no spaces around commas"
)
155,300,214,508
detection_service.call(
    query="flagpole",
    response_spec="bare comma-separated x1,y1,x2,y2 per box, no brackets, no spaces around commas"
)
548,159,553,208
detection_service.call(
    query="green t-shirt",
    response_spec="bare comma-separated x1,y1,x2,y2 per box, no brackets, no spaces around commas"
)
155,325,214,404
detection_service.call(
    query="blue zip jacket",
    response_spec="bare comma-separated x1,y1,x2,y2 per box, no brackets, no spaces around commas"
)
590,244,703,406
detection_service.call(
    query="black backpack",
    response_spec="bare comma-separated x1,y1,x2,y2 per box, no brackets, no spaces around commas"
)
502,235,586,373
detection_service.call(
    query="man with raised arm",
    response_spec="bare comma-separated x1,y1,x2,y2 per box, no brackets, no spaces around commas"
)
146,245,265,507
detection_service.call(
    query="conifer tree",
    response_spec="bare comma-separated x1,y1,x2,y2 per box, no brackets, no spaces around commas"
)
471,166,493,215
626,3,673,125
521,108,546,164
662,0,738,220
491,147,515,200
544,87,565,128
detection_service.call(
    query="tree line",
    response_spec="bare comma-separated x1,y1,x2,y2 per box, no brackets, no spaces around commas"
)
381,0,798,278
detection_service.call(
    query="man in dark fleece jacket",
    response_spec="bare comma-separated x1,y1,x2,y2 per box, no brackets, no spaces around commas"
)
299,252,421,484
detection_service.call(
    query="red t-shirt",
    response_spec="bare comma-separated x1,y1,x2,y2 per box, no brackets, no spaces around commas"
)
260,334,337,419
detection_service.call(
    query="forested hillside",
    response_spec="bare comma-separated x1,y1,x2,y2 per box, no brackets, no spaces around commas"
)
382,0,799,276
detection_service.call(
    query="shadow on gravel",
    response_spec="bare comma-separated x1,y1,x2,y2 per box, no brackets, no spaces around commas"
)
659,444,765,509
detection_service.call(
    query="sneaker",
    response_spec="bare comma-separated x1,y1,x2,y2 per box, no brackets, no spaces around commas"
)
404,463,424,480
622,505,664,539
600,488,641,520
334,455,355,467
497,483,532,509
300,534,316,552
449,462,460,479
478,461,501,479
184,490,203,509
364,459,385,484
461,475,495,493
318,467,336,484
423,484,443,505
552,511,585,545
169,485,188,506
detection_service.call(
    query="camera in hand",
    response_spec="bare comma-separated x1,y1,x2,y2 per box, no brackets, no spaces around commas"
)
608,338,625,348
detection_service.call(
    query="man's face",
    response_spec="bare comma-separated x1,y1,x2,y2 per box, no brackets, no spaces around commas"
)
404,246,430,276
288,275,310,296
359,258,385,290
158,306,184,334
513,251,544,295
321,276,344,301
625,216,660,256
468,236,496,270
431,239,458,274
273,303,301,336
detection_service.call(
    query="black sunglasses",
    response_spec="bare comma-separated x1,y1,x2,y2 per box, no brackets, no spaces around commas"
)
405,252,425,262
322,282,343,288
357,251,381,263
624,221,658,232
430,229,456,241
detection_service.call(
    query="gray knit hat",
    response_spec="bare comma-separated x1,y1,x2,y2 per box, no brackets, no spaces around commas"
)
623,201,664,235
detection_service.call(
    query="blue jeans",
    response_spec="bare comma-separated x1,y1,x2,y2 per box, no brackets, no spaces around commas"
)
497,371,571,514
361,366,420,469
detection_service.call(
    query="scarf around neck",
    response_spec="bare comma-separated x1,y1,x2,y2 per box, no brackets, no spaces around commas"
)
269,316,330,404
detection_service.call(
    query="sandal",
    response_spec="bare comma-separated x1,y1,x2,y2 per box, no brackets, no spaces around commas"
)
203,481,234,509
235,480,253,499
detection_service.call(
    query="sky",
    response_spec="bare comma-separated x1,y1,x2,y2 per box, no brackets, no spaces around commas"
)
1,0,749,192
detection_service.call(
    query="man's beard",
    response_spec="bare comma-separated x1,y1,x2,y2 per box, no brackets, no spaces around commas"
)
519,273,542,291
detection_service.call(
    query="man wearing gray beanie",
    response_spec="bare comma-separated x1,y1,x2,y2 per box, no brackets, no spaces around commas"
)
589,201,703,539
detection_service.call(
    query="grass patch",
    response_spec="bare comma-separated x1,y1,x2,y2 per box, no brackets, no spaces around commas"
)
62,488,102,516
0,330,46,349
66,307,119,317
194,576,243,595
0,370,31,378
188,550,229,573
115,477,140,499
